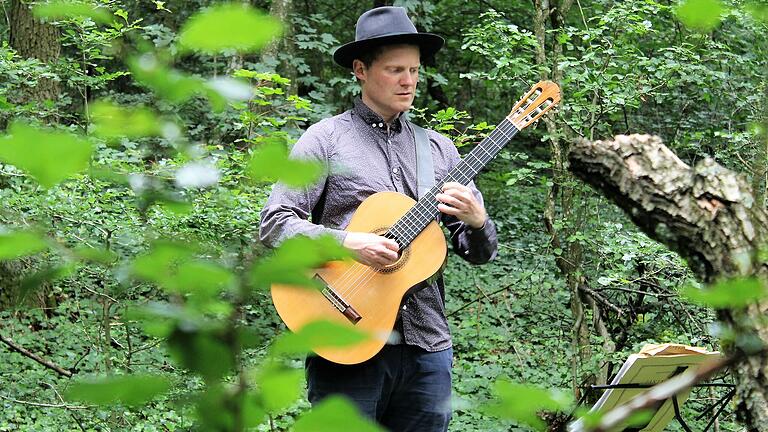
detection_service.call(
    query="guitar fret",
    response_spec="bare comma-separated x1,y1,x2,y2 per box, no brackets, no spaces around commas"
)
386,119,523,249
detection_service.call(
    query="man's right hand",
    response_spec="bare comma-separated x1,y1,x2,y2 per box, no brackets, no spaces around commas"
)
342,232,400,268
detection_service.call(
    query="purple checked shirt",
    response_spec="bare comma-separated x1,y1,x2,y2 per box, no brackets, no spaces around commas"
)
259,98,498,352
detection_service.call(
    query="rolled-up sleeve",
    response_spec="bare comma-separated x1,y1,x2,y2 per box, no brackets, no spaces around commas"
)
258,123,347,248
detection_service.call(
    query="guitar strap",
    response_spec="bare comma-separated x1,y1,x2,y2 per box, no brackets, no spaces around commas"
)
412,123,435,199
411,121,446,287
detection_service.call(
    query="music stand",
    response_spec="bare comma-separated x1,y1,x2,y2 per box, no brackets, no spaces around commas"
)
568,344,733,432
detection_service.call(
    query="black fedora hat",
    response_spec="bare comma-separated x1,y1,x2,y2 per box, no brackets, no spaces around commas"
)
333,7,444,69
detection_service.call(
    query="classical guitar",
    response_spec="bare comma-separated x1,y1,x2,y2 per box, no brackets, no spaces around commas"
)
271,81,561,364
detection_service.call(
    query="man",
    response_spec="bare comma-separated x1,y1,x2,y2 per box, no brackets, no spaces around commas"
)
259,7,497,431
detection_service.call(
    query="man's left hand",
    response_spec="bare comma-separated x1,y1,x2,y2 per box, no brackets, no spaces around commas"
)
436,182,487,229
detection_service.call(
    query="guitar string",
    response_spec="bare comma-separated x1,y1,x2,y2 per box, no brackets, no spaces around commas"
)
333,121,519,299
331,121,520,302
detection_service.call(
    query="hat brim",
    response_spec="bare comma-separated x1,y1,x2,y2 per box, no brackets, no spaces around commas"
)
333,32,444,69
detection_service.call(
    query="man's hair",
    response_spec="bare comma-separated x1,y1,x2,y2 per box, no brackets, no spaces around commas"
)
356,44,387,68
355,43,421,68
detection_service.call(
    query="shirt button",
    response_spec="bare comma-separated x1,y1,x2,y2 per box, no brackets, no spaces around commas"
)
402,304,407,311
378,122,384,127
392,167,399,174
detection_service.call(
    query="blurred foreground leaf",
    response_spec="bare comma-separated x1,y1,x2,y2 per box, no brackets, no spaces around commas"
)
130,241,195,285
0,122,93,188
257,364,304,413
746,2,768,22
270,320,369,355
249,235,349,289
33,0,112,24
66,374,171,407
168,327,233,381
675,0,724,31
0,231,48,259
682,277,767,308
485,380,571,431
293,395,384,432
179,3,282,54
248,137,324,187
129,53,205,104
91,101,161,139
73,246,117,265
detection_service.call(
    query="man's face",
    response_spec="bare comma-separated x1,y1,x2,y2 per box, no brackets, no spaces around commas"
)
353,44,420,123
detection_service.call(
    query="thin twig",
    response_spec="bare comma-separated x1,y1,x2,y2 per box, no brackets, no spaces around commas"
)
52,213,110,238
447,270,536,317
595,285,675,298
0,394,89,410
81,284,118,303
579,284,624,316
0,332,73,377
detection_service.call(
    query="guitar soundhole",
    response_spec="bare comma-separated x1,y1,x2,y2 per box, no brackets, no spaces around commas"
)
372,227,409,273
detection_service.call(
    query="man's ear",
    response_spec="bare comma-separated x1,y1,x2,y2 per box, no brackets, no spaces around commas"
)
352,59,366,83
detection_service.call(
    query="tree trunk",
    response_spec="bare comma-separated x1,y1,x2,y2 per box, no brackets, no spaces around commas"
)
260,0,296,94
9,0,61,103
533,0,598,398
569,134,768,430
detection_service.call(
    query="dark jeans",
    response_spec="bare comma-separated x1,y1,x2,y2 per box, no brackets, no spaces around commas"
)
306,345,453,432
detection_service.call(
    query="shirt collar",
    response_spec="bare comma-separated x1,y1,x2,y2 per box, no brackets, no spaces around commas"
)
352,98,405,134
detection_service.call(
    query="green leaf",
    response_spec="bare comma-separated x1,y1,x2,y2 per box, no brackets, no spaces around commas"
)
682,278,767,307
66,374,171,407
746,2,768,23
247,137,324,187
484,380,571,430
270,320,370,355
73,246,117,265
0,122,93,188
125,302,209,338
33,1,112,24
21,264,74,294
173,260,234,297
257,365,304,413
128,54,205,104
242,391,267,427
249,235,349,289
91,101,162,139
130,241,234,299
293,395,384,432
178,4,282,54
168,327,233,380
130,241,196,287
675,0,724,31
0,231,48,260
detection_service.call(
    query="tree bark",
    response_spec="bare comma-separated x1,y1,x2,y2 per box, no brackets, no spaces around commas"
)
9,0,61,103
260,0,296,94
533,0,596,398
569,134,768,430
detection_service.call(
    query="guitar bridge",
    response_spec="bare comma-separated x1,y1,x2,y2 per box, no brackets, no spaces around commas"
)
314,274,362,324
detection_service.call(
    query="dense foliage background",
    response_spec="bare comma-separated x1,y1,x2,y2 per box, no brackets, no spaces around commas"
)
0,0,766,430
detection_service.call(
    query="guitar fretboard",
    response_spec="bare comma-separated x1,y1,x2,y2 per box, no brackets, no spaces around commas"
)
386,118,518,247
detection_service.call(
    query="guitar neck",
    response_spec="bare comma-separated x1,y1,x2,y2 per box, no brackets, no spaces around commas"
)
387,119,519,248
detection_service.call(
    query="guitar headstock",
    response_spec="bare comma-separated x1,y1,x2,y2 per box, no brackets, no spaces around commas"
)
507,81,561,130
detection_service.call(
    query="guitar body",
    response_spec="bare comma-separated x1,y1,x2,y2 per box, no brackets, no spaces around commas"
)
271,191,447,365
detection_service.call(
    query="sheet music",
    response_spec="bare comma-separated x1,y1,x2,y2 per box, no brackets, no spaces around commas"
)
569,344,720,432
